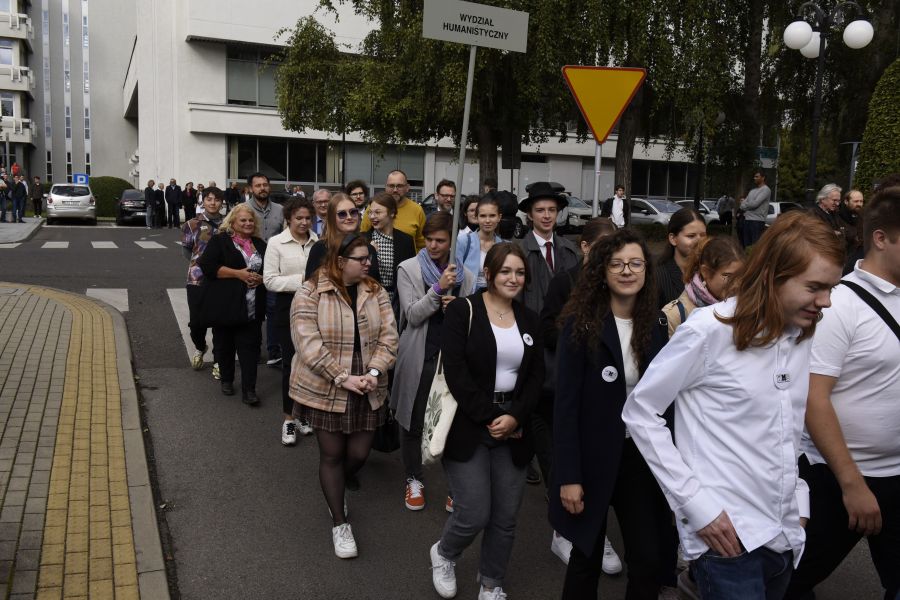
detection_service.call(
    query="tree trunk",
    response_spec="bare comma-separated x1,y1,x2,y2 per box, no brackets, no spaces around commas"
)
735,0,764,202
614,88,642,205
476,123,497,194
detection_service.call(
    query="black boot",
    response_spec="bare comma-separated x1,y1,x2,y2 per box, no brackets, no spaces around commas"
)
221,381,235,396
242,387,259,406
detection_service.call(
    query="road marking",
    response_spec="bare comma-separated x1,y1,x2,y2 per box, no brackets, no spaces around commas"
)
167,288,213,364
42,241,70,249
0,243,20,249
91,241,118,249
86,288,129,312
134,241,166,249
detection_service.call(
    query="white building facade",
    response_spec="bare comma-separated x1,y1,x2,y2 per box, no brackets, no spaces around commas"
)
26,0,702,203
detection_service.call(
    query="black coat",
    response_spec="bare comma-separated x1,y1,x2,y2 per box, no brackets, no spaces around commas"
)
153,188,165,207
548,312,669,554
539,264,581,393
144,186,155,206
197,233,267,326
440,292,544,467
600,196,631,226
165,185,182,206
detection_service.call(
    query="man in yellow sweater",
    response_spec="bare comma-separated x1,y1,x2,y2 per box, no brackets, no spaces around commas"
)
361,170,426,250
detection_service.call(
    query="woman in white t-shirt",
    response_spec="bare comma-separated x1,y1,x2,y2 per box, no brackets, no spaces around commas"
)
549,229,676,599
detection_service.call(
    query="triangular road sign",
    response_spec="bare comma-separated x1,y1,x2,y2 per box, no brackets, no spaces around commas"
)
562,66,646,144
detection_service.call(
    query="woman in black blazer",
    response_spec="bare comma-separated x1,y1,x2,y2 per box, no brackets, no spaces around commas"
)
363,192,416,316
428,243,543,600
197,204,267,405
550,229,676,599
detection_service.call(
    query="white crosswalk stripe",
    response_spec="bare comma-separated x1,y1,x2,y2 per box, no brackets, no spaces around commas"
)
134,241,167,249
41,241,69,249
0,243,20,249
167,288,213,364
91,241,118,249
86,288,129,312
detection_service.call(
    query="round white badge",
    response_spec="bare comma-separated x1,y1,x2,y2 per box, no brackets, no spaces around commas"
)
522,333,533,346
601,366,618,382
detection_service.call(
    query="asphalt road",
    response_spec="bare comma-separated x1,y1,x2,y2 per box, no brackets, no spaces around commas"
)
0,223,884,600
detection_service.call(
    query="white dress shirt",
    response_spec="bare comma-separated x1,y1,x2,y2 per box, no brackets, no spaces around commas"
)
622,298,810,565
611,196,625,228
262,229,318,293
803,262,900,477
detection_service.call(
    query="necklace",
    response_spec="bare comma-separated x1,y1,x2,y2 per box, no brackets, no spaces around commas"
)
485,294,512,321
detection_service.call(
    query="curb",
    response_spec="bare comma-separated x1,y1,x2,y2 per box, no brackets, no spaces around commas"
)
88,297,172,600
0,219,43,244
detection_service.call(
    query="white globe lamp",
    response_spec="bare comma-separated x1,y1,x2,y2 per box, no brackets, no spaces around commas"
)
800,32,823,59
784,20,813,50
843,19,874,49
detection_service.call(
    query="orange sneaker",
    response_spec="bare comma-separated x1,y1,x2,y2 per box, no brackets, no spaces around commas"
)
405,478,425,511
445,496,454,513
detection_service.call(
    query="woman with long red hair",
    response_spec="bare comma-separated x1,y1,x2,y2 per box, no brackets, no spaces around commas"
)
623,211,846,599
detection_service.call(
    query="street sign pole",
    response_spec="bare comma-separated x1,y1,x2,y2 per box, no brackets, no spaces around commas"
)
450,44,477,260
592,143,602,217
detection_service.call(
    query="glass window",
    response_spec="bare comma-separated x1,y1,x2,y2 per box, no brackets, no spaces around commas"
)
288,140,317,182
631,160,649,196
373,148,399,185
0,1,10,13
258,67,277,107
668,164,687,199
0,92,13,117
399,147,425,182
0,41,12,66
316,144,326,182
226,60,257,105
236,138,257,180
344,144,372,183
258,138,287,181
686,166,699,201
648,162,668,197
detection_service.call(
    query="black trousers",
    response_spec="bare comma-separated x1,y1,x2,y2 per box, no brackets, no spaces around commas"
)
785,458,900,600
186,285,213,353
563,439,678,600
212,320,261,390
167,202,181,227
32,197,42,217
531,392,555,490
401,354,438,481
277,322,295,416
155,203,166,227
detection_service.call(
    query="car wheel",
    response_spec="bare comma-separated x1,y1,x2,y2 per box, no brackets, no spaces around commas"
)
46,217,54,225
513,221,527,239
115,210,124,226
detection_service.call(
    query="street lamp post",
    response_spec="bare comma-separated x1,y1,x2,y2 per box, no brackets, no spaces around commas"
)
783,2,873,206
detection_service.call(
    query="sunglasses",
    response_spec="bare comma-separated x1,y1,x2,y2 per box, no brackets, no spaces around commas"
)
337,208,361,220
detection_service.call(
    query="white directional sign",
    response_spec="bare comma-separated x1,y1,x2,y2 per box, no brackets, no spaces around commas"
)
423,0,529,54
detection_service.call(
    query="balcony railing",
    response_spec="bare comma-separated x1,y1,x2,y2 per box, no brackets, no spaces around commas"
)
0,65,35,94
0,116,34,145
0,12,34,41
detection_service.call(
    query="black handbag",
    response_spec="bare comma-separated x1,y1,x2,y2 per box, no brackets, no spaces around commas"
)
372,406,401,453
198,278,251,328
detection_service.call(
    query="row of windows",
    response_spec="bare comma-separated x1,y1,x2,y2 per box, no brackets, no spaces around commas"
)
226,47,278,108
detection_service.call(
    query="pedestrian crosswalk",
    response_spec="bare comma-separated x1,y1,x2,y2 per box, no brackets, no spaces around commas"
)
42,241,69,249
91,241,118,249
0,240,179,250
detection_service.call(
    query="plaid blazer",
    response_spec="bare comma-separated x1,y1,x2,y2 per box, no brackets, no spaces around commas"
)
289,273,398,413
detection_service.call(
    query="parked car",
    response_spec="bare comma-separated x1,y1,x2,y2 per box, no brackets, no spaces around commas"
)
765,201,804,226
418,193,438,217
629,198,681,226
676,200,720,225
115,189,147,225
564,195,594,231
45,184,96,225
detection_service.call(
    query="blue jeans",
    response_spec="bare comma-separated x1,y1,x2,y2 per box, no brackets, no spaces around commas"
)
145,202,154,227
742,220,766,248
12,197,25,221
692,546,793,600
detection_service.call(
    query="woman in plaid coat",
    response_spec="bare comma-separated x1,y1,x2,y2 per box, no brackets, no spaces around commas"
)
290,234,398,560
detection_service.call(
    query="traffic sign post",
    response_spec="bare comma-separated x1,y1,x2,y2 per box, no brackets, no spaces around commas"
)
562,66,646,217
422,0,529,259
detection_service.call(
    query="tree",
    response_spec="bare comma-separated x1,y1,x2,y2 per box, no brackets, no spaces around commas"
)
854,57,900,196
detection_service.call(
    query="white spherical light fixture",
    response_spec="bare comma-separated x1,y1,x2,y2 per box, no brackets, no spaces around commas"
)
800,32,823,58
784,20,814,50
843,19,874,49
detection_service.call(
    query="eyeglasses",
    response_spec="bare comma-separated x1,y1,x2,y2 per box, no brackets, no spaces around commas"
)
386,183,407,190
349,191,365,198
344,255,371,265
607,259,646,273
336,208,361,220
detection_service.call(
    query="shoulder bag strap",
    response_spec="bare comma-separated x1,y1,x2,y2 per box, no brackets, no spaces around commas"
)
676,300,686,324
840,280,900,343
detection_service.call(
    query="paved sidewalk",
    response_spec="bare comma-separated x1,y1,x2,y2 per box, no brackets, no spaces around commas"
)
0,221,42,246
0,283,167,599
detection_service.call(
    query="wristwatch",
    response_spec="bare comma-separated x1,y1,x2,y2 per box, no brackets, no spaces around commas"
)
368,368,381,378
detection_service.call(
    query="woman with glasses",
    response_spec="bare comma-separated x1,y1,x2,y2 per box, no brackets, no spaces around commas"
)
291,234,398,559
661,236,745,336
363,192,416,312
656,208,707,308
305,192,382,283
457,195,503,291
550,229,676,599
345,180,370,211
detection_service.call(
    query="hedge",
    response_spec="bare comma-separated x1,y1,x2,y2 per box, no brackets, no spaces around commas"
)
855,58,900,196
89,176,135,218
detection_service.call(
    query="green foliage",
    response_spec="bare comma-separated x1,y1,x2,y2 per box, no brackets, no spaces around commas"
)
774,130,839,203
89,176,135,218
855,58,900,196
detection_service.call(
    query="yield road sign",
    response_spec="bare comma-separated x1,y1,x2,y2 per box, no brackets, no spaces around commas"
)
562,66,646,143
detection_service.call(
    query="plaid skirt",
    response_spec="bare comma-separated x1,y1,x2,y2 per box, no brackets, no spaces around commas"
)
297,351,386,434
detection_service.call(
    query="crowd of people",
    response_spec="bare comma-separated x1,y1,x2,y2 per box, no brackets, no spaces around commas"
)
174,168,898,600
0,169,44,223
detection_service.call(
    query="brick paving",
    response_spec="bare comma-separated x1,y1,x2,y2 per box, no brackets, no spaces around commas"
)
0,285,153,600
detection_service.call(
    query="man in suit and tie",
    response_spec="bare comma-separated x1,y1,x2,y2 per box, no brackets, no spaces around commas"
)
311,188,331,236
165,178,183,228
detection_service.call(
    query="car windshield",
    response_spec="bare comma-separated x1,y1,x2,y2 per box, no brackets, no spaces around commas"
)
567,196,589,209
122,190,143,200
52,186,90,197
648,199,681,213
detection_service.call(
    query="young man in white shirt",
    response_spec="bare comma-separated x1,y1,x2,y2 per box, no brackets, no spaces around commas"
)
600,184,630,228
622,211,846,599
785,186,900,600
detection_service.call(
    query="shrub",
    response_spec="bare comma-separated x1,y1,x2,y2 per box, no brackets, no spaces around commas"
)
89,176,135,218
855,58,900,197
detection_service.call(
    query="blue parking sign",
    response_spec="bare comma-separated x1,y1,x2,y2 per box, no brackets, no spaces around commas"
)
73,173,89,185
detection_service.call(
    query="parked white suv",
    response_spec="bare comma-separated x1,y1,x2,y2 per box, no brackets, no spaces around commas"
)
46,184,96,225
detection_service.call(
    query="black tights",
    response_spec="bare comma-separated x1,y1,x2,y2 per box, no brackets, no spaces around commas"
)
315,429,375,525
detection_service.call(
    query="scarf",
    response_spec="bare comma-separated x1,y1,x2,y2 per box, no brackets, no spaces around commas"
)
417,248,462,291
231,233,255,260
685,272,718,308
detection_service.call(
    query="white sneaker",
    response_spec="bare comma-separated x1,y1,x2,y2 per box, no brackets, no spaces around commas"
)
478,586,507,600
281,420,297,446
551,531,573,565
211,362,220,380
331,523,358,559
430,542,457,598
602,536,623,575
294,418,313,436
191,349,205,370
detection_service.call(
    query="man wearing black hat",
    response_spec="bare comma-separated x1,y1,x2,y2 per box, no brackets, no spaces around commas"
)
515,182,579,315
